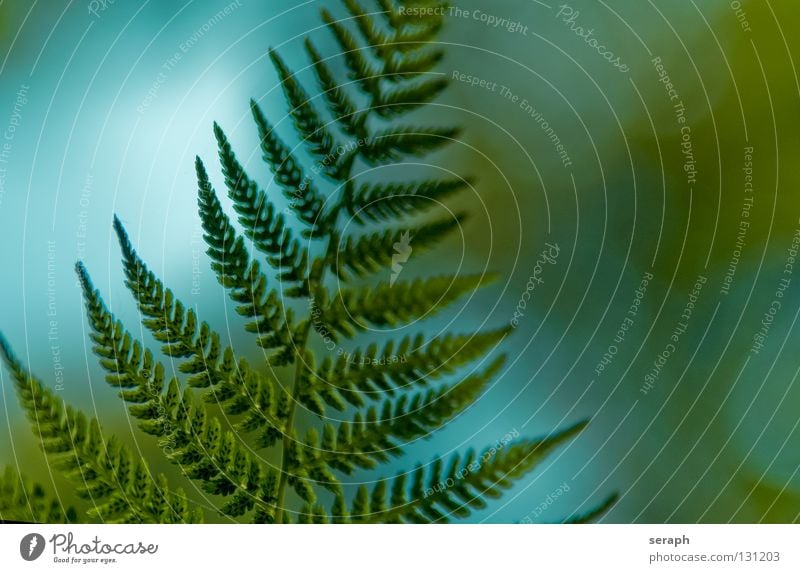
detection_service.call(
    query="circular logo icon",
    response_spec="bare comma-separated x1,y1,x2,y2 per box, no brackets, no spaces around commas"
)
20,533,46,561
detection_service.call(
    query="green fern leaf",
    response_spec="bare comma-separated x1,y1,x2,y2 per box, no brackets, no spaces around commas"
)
343,0,391,57
375,0,403,30
0,467,78,523
346,177,473,224
0,336,200,523
329,215,464,280
197,157,300,351
212,125,314,283
321,9,381,103
113,216,238,384
349,421,587,523
381,46,444,82
308,356,505,474
112,218,285,442
76,264,280,520
392,22,445,53
314,273,495,340
269,49,352,180
377,77,449,116
312,327,510,410
305,39,367,140
362,126,460,163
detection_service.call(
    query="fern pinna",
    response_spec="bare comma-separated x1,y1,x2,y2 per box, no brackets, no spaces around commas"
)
0,0,615,524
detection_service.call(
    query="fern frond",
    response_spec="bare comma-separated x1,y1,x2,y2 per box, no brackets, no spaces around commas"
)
343,0,392,59
314,273,495,340
283,427,342,503
377,77,449,117
0,467,78,523
296,503,330,524
196,158,300,356
305,39,367,140
321,9,381,103
113,217,239,386
325,0,445,122
112,218,285,441
76,264,280,520
381,45,444,83
0,335,200,523
392,20,445,53
349,421,586,523
347,1,445,67
346,177,473,224
329,215,464,280
564,492,619,524
213,123,314,283
361,126,460,164
375,0,403,31
312,327,510,411
309,356,504,474
249,100,330,237
269,49,352,181
294,349,342,416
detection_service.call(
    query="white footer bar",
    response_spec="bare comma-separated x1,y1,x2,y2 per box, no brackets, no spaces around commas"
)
1,524,797,572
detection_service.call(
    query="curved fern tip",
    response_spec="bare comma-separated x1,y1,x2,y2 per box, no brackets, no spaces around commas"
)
303,38,318,54
74,262,94,295
0,331,11,362
560,418,590,439
479,271,502,286
0,333,23,379
195,156,210,182
212,121,224,140
112,215,132,254
74,260,87,280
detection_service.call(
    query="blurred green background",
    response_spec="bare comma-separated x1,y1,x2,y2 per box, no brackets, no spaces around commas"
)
1,0,799,522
